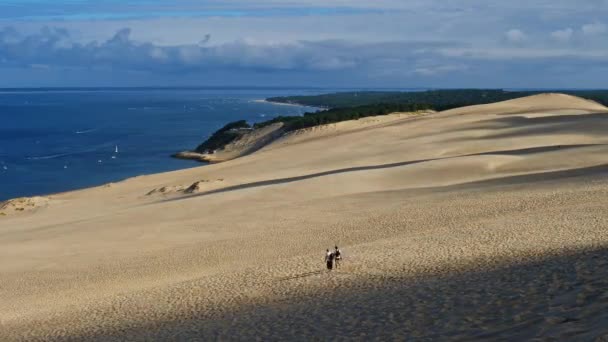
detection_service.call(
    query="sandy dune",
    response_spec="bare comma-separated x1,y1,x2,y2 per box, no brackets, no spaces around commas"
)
3,93,608,340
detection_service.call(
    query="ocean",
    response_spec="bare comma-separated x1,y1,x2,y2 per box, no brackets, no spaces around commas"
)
0,88,324,201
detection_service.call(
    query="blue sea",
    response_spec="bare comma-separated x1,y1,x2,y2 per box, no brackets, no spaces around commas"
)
0,88,325,201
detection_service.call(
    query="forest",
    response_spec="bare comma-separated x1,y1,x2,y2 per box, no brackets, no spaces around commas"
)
267,89,608,109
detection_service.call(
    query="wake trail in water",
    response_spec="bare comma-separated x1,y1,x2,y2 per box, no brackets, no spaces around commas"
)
26,152,75,160
75,128,98,134
26,141,119,160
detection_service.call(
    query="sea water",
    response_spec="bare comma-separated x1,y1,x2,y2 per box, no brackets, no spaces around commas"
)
0,88,323,200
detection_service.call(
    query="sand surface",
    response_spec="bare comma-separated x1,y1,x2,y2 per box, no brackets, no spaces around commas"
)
3,93,608,340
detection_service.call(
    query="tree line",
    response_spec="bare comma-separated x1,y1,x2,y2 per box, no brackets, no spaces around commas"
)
253,103,432,131
267,89,608,109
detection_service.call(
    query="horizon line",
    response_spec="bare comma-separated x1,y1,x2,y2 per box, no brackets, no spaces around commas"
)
0,86,607,92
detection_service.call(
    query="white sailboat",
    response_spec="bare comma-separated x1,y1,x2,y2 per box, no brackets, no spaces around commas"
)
112,145,118,159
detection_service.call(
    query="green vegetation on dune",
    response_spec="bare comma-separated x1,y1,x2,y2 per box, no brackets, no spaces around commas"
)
195,120,251,153
267,89,531,109
253,103,431,131
268,89,608,109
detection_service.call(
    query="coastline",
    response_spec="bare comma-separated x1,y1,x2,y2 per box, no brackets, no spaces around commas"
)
171,122,286,165
0,92,321,202
253,99,302,107
253,98,327,110
2,109,415,209
13,89,586,202
172,151,222,163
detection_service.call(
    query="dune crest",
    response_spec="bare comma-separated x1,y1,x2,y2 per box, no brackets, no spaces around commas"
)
440,92,607,116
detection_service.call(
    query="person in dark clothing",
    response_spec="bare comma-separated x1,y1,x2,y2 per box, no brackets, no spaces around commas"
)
334,246,342,269
325,249,334,270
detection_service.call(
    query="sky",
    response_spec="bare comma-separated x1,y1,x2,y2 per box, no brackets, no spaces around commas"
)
1,0,608,88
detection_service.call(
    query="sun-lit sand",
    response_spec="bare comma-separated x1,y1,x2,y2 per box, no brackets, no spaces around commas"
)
3,93,608,340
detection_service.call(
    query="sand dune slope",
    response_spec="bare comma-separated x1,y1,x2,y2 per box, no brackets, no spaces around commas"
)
440,92,607,116
3,94,608,340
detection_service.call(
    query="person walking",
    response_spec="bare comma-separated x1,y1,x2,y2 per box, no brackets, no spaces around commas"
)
325,249,334,270
334,246,342,269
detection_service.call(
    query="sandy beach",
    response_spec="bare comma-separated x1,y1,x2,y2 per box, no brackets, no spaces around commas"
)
3,93,608,340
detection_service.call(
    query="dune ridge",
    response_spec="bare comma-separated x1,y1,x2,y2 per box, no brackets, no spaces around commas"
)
439,92,607,116
3,93,608,340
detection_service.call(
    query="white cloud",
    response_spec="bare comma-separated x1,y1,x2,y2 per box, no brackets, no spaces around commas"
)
551,28,573,42
505,29,526,43
3,0,608,87
0,27,462,73
582,22,607,35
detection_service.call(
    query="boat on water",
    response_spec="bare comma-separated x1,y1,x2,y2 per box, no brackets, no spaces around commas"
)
112,145,118,159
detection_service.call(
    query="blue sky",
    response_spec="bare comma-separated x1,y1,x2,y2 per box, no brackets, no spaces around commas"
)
1,0,607,87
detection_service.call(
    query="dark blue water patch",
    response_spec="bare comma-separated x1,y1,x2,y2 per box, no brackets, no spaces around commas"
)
0,88,324,200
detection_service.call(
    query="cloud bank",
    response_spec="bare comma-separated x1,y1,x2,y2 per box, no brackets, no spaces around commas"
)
0,26,466,74
1,0,608,87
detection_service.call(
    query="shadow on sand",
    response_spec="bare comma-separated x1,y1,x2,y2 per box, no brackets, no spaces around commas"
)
78,246,608,341
444,112,608,143
161,144,606,202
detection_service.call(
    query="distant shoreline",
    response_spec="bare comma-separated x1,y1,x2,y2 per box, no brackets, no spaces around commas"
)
0,90,321,202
